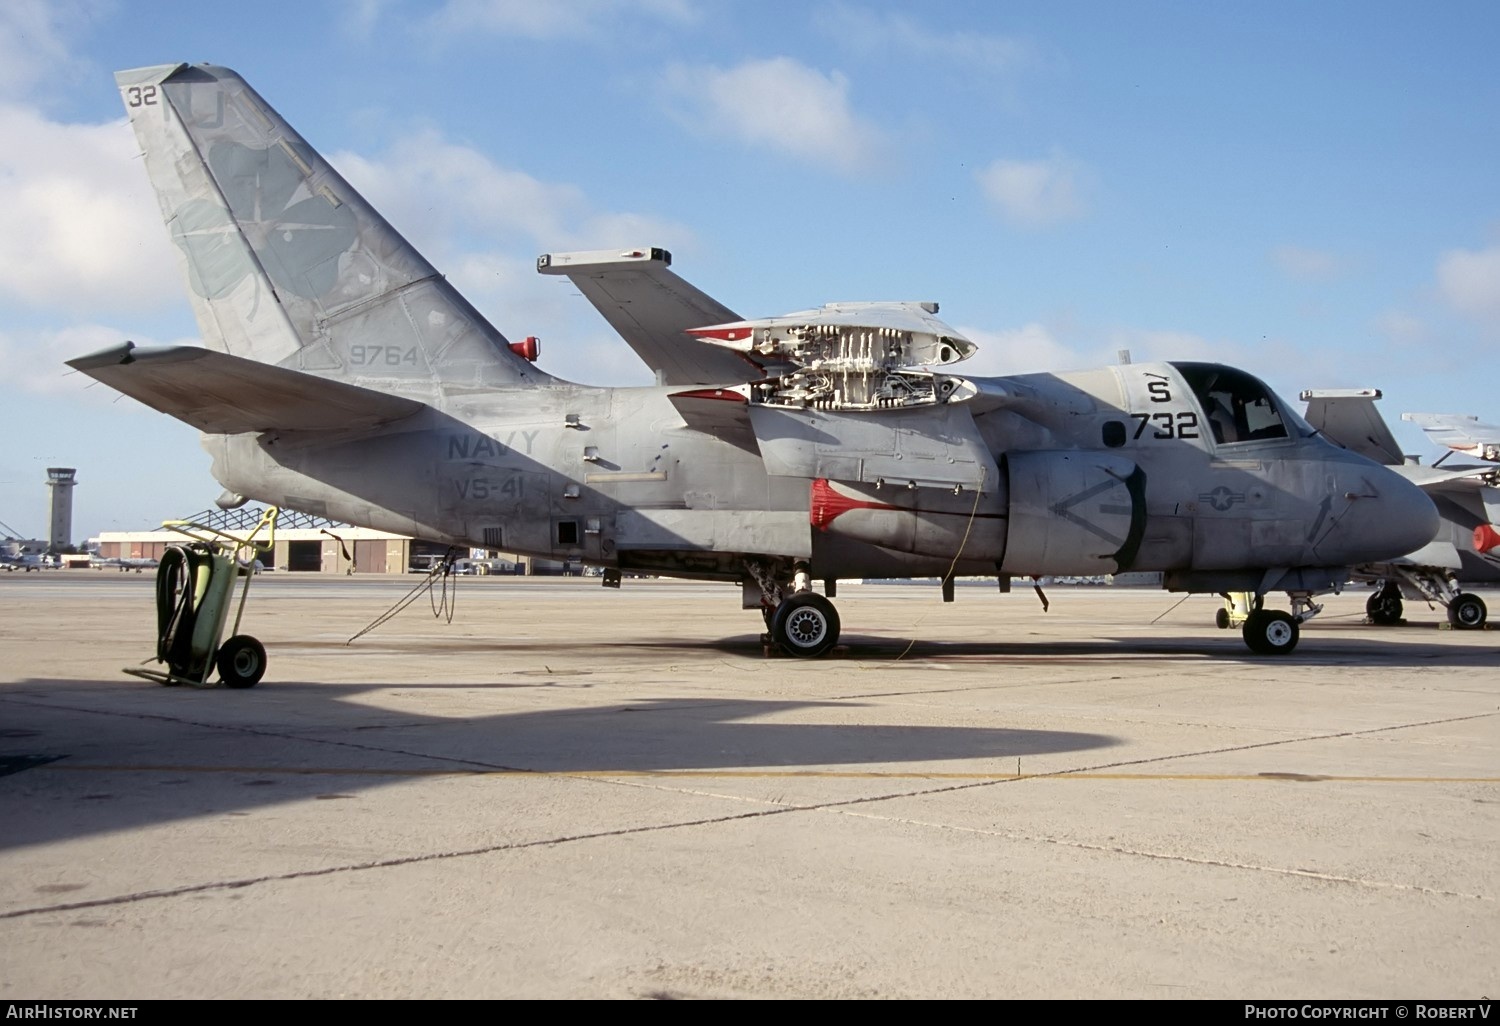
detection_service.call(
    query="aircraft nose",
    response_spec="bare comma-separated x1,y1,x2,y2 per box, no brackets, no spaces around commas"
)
1318,464,1439,564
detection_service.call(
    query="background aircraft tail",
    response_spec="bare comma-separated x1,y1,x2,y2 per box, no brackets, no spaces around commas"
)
116,63,550,399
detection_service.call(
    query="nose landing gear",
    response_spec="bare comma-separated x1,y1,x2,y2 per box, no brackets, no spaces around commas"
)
1218,590,1320,655
1242,608,1299,655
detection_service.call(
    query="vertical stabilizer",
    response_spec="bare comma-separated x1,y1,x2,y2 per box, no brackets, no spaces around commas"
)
116,64,550,397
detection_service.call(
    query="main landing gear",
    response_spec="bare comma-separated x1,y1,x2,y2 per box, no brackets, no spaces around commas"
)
770,592,841,657
1366,581,1404,625
1216,591,1321,655
1366,573,1487,630
747,559,841,657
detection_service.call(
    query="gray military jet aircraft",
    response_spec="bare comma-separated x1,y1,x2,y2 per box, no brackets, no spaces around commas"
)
69,64,1438,657
89,553,161,572
1296,397,1500,628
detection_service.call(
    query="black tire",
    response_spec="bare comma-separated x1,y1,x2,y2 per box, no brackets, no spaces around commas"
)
1215,607,1230,630
216,635,267,688
1242,610,1299,655
1447,593,1487,630
1366,586,1404,626
771,593,841,658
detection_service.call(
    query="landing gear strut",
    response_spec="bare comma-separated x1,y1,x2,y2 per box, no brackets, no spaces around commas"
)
1219,591,1317,655
745,558,842,657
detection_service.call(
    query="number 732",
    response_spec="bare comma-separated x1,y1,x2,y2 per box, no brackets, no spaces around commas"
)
1131,411,1199,440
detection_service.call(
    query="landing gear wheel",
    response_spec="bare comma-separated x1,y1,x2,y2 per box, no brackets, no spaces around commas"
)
770,593,841,658
216,635,267,688
1366,585,1403,626
1242,610,1299,655
1215,607,1231,630
1447,593,1487,630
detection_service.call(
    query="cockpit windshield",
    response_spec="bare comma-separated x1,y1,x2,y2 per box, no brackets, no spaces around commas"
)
1172,363,1290,445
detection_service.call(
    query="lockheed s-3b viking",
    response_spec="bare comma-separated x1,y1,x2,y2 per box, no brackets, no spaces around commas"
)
71,64,1439,657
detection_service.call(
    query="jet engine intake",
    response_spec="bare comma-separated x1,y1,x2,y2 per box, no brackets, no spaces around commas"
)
999,451,1146,576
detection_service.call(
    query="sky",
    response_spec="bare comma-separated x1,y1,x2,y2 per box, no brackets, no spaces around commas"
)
2,0,1498,543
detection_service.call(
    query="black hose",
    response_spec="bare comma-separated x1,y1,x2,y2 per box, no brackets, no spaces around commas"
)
155,545,211,677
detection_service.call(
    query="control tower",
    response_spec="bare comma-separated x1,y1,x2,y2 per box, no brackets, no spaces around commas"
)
47,468,76,552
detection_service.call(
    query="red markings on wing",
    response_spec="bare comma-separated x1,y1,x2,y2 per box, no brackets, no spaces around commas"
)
686,326,753,342
810,478,900,531
1474,524,1500,555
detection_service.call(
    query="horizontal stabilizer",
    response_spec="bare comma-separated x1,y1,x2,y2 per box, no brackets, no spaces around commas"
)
68,343,423,434
537,247,772,385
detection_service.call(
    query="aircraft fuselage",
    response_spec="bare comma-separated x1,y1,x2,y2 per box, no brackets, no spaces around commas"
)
203,360,1436,593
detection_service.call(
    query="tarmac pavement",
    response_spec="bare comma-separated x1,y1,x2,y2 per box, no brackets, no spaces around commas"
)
0,573,1496,999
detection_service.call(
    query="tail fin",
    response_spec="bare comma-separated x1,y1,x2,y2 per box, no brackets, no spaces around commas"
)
116,64,550,396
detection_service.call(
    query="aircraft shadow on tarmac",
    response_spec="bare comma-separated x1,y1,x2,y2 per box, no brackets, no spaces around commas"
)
0,683,1119,852
4,622,1495,852
308,624,1500,668
688,629,1500,668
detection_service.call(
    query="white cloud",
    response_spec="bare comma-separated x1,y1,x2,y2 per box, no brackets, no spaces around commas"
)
0,104,182,313
0,324,196,398
815,4,1036,76
332,130,690,261
662,57,888,175
430,0,696,40
1436,245,1500,323
338,0,397,41
0,0,97,101
1272,245,1344,282
331,130,690,385
1114,328,1219,360
957,323,1237,379
959,322,1090,377
975,155,1088,228
1372,310,1431,348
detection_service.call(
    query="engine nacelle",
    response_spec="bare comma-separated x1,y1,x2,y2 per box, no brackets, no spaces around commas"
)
810,478,1007,562
998,451,1146,576
809,450,1146,575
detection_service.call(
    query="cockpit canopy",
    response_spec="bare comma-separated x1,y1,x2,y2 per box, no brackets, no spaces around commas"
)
1172,362,1307,445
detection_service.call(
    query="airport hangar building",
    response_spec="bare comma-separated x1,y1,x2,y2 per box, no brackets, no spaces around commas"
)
92,506,541,575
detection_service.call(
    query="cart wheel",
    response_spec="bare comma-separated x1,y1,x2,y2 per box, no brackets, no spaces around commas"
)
216,635,267,688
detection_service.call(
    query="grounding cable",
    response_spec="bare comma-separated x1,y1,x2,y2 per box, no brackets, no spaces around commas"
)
891,465,988,663
347,547,462,644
